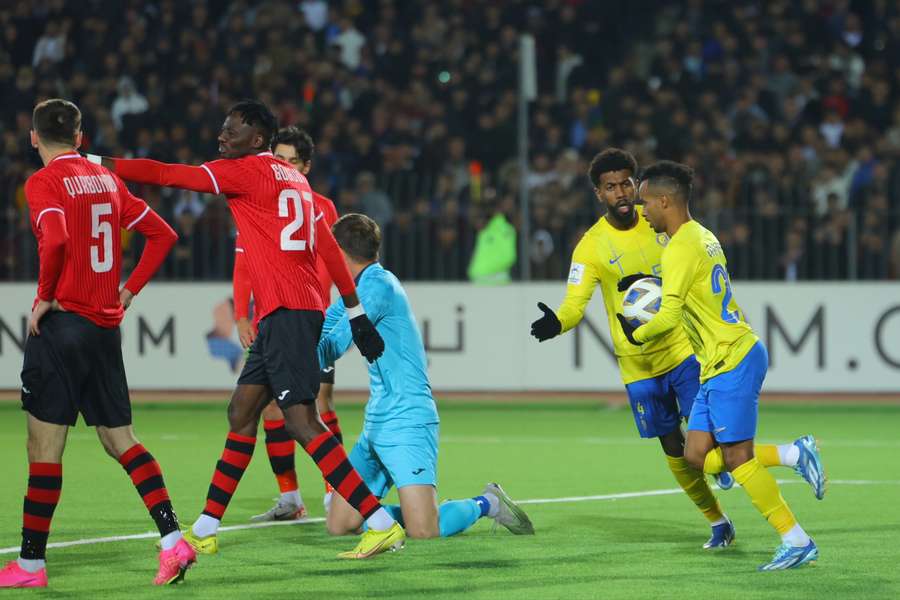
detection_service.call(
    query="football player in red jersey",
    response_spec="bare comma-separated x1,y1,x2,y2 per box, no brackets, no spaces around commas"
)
234,126,345,523
0,99,195,589
91,100,405,559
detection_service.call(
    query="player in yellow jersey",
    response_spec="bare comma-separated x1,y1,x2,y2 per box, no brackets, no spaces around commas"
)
618,160,826,571
530,149,737,549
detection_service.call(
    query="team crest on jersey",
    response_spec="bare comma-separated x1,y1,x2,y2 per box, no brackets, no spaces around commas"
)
656,233,669,247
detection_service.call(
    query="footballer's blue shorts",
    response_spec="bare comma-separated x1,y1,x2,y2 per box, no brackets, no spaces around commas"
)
348,423,439,498
688,341,768,443
625,355,700,438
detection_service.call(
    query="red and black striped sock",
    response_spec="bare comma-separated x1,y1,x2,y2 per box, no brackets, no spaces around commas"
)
202,432,255,520
303,431,380,519
20,463,62,560
320,411,343,445
118,444,179,537
263,419,298,493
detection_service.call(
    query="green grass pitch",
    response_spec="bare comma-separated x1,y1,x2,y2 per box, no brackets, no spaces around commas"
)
0,400,898,599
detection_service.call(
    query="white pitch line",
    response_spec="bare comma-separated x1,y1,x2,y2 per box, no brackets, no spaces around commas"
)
516,488,683,505
1,479,898,555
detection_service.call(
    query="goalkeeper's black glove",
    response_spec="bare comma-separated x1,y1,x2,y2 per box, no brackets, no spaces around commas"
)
350,313,385,363
616,273,658,293
531,302,562,342
616,313,644,346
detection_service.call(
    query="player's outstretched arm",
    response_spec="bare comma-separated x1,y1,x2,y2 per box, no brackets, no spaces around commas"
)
88,155,220,194
535,238,600,341
315,213,385,363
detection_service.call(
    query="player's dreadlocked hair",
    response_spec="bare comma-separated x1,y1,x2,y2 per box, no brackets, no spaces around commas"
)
641,160,695,205
228,99,278,150
33,99,81,146
272,126,315,163
588,148,638,187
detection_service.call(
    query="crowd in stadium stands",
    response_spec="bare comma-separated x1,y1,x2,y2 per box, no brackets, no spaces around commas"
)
3,0,900,281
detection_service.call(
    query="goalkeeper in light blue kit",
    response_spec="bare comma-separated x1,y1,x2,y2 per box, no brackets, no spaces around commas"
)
320,214,533,546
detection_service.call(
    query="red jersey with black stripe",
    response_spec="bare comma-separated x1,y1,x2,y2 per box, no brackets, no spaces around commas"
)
25,152,175,327
233,190,338,327
111,153,357,322
203,152,327,319
313,191,339,300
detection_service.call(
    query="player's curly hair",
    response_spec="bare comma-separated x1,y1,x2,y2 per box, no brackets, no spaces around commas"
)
641,160,694,204
588,148,637,187
272,126,315,163
228,99,278,150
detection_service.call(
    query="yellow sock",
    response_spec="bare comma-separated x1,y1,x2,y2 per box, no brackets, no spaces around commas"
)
755,444,781,467
705,445,783,473
732,457,797,535
666,456,725,523
702,447,725,474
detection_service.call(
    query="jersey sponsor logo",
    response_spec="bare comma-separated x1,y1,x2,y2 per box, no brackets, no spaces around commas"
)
278,389,290,401
62,174,118,197
568,262,585,284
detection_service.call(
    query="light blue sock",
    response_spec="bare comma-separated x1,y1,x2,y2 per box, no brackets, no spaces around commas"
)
438,499,482,537
361,500,481,536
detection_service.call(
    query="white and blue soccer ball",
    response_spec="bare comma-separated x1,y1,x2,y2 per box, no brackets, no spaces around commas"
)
622,277,662,328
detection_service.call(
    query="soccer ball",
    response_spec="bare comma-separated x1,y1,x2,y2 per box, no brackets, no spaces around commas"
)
622,277,662,328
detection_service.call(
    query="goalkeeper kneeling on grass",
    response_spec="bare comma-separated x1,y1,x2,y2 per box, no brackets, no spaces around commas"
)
320,214,534,539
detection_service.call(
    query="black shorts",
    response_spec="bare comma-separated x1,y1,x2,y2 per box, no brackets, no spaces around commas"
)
320,365,335,385
21,312,131,428
238,308,323,409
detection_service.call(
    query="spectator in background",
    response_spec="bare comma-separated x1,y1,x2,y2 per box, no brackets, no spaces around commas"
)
468,209,516,285
2,0,899,283
110,77,148,131
31,20,66,67
332,18,365,70
356,171,393,230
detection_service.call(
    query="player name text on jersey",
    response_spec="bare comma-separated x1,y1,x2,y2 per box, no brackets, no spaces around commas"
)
270,163,303,183
62,174,119,197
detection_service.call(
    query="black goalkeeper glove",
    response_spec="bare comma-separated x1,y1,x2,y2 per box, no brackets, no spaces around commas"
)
616,313,644,346
616,273,658,293
531,302,562,342
350,313,385,363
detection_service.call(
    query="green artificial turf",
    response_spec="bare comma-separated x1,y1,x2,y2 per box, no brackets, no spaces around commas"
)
0,400,898,599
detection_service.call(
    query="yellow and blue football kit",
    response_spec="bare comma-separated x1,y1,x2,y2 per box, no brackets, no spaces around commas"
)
557,211,699,439
632,219,765,443
631,219,824,567
556,211,725,527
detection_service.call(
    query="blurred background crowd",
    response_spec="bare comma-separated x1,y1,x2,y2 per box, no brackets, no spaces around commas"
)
3,0,900,282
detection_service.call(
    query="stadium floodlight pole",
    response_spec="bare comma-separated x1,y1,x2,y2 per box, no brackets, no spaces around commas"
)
518,34,537,281
847,210,858,280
